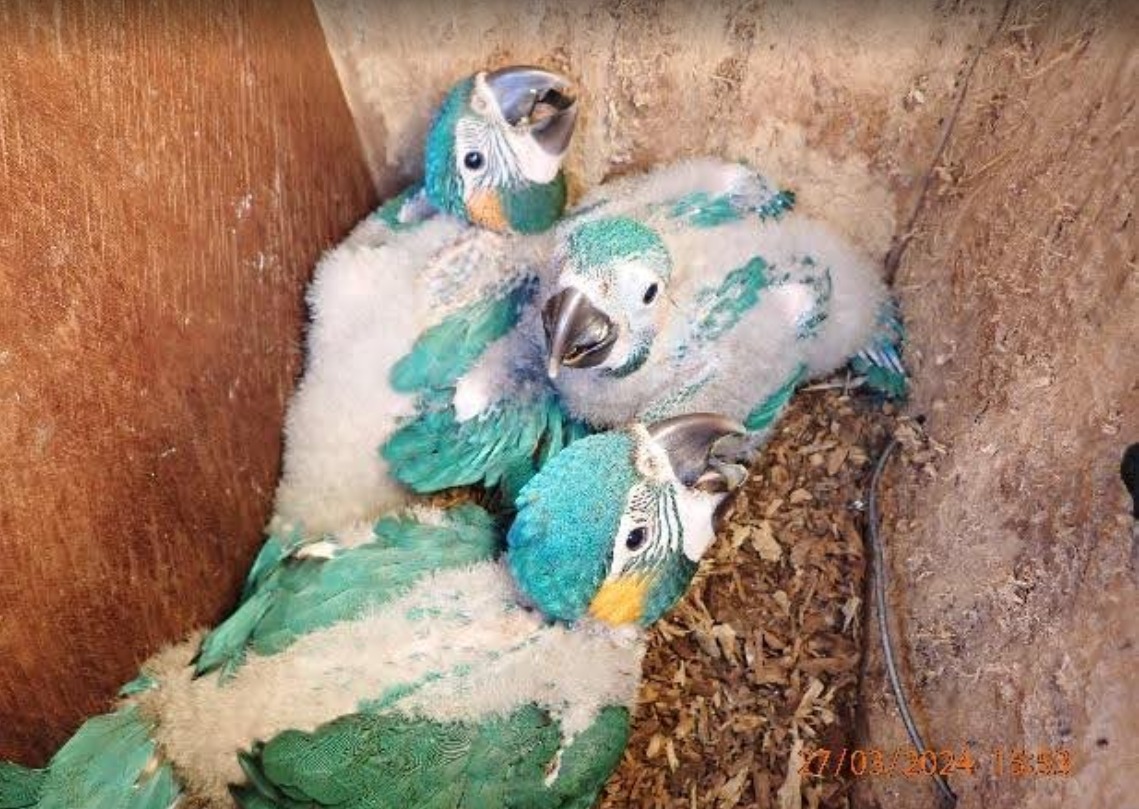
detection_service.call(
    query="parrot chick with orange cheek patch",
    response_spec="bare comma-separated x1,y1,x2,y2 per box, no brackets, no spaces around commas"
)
273,66,579,542
381,159,795,504
0,415,745,809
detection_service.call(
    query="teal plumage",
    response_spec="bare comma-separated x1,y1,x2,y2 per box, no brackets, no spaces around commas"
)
744,364,808,432
566,217,672,281
384,387,588,503
508,432,638,622
382,275,588,502
3,416,742,808
501,172,569,235
849,298,908,399
381,161,817,503
666,180,795,228
422,77,474,220
0,763,44,809
687,255,771,349
273,66,579,537
195,504,500,678
232,705,629,809
544,157,908,456
12,706,180,809
389,276,534,393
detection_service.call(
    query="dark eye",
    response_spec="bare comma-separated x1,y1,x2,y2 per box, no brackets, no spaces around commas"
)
463,151,485,171
625,526,647,552
642,283,659,305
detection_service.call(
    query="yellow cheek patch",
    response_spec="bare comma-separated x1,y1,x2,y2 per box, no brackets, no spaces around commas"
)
466,189,509,232
589,576,650,626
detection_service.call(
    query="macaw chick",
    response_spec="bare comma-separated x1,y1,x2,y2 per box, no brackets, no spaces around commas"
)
380,159,793,501
0,414,746,809
383,158,904,501
274,66,578,539
542,157,907,451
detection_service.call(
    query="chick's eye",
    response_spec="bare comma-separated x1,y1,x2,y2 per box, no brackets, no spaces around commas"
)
463,151,485,171
642,283,659,305
625,526,647,552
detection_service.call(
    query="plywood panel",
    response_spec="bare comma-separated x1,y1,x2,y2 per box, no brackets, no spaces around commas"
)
0,0,375,763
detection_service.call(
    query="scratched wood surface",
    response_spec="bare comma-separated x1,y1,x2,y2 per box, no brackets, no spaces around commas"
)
0,0,375,763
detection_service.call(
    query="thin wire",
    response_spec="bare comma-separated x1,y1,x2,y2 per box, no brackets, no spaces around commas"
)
883,0,1015,285
867,438,957,807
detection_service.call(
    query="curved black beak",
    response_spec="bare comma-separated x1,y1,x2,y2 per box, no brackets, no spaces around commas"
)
484,66,578,155
542,288,616,379
646,413,749,490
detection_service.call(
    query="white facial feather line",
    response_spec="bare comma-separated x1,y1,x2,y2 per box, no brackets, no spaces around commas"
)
467,75,563,186
677,489,720,562
137,563,645,807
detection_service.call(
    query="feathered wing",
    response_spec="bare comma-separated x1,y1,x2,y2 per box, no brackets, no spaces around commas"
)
194,504,500,679
0,505,502,809
386,273,533,393
674,248,825,387
1,705,181,809
382,274,588,504
849,296,908,399
339,185,440,251
232,704,630,809
0,763,45,809
743,363,808,433
566,157,795,230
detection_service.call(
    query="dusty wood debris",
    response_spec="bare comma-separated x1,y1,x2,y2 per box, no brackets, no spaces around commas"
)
600,387,918,809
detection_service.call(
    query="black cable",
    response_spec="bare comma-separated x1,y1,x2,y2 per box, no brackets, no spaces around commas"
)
867,437,957,807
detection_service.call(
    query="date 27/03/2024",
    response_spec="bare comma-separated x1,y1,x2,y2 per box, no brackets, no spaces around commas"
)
798,747,1074,779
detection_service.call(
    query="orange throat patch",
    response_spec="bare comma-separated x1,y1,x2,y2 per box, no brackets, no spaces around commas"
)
466,189,509,232
589,575,650,626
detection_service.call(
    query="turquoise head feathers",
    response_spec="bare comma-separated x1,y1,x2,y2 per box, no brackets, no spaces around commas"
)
508,414,748,627
422,66,578,234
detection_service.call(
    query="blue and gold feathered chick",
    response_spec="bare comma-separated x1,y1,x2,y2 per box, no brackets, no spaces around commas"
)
0,414,746,809
542,157,907,446
274,66,579,538
383,158,905,499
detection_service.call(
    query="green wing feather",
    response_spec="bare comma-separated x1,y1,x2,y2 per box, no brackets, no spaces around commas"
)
29,705,181,809
850,297,908,400
390,277,535,393
232,705,630,809
384,274,589,501
691,255,771,345
0,762,45,809
237,516,315,604
384,389,589,505
745,364,808,432
370,184,436,232
665,172,795,228
194,504,500,679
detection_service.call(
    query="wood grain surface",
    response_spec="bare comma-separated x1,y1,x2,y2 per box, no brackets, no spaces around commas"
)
0,0,375,764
